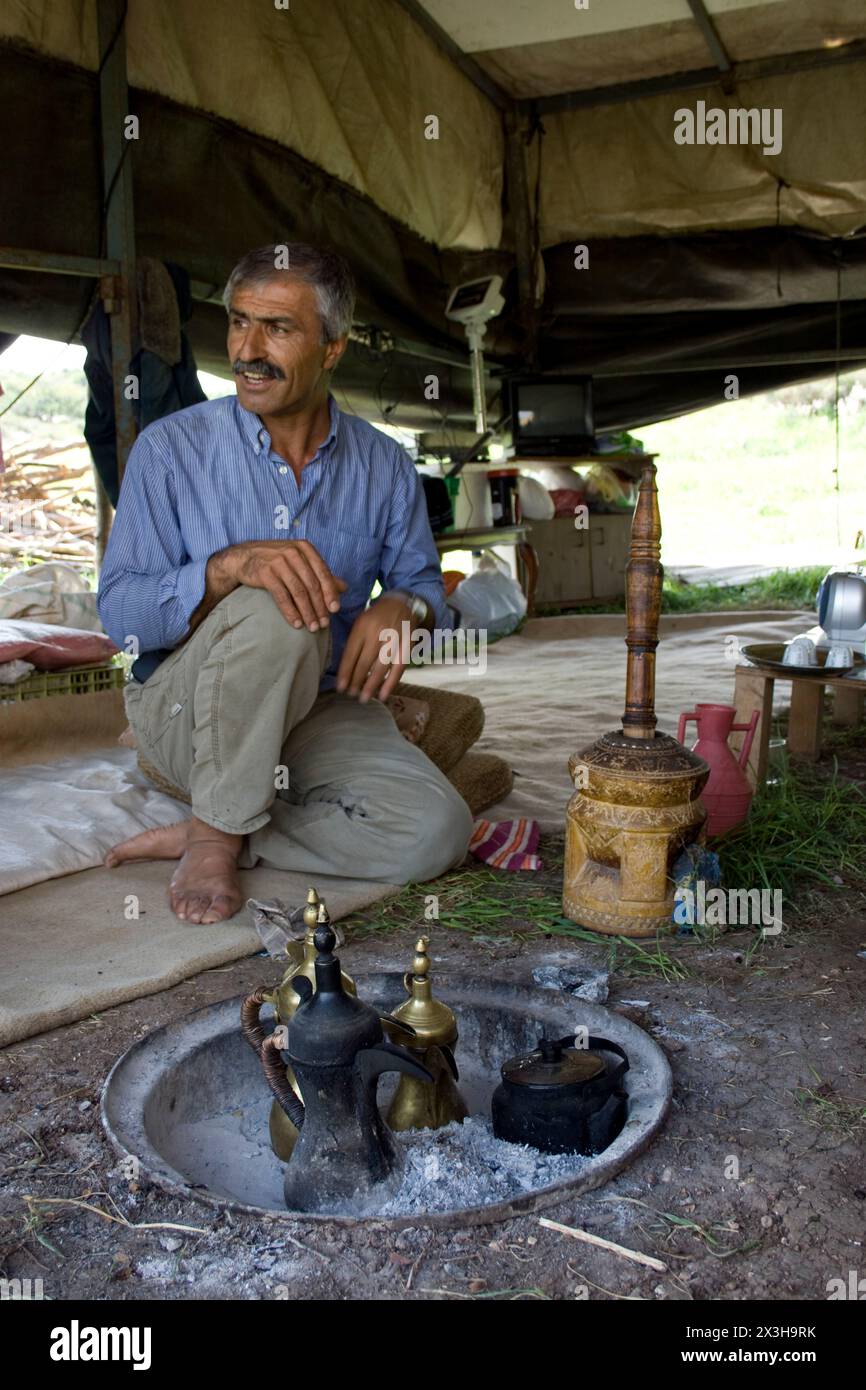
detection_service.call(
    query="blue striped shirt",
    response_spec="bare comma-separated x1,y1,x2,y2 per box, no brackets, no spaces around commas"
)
97,394,448,688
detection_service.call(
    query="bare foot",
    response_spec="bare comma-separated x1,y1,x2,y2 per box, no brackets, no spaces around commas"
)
169,821,244,924
105,820,190,867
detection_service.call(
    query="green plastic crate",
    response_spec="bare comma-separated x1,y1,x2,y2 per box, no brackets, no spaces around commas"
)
1,662,126,702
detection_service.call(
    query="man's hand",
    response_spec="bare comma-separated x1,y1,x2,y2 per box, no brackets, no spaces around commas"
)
335,595,416,703
217,540,347,631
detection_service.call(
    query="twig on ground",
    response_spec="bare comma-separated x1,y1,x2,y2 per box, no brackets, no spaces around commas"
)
284,1233,331,1263
418,1286,550,1301
405,1250,426,1291
538,1216,667,1271
23,1195,208,1236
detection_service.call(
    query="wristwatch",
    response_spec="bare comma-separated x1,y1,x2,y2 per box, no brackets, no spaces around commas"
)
386,590,429,626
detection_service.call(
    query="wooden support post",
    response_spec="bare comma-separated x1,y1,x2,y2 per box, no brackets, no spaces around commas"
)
504,110,538,365
97,0,138,545
732,666,773,789
832,683,865,727
516,539,539,618
787,680,824,762
622,462,662,739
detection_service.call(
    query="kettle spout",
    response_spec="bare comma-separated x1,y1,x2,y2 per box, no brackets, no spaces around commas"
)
357,1041,433,1086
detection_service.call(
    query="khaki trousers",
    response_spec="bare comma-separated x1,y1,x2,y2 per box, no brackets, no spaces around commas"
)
124,586,474,883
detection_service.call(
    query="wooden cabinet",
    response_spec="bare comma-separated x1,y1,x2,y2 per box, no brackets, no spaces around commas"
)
529,512,634,609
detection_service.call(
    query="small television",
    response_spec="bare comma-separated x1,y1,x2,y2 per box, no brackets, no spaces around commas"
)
507,375,594,457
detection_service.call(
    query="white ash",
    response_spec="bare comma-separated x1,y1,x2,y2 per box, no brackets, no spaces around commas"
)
531,964,609,1004
376,1116,589,1217
531,952,610,1004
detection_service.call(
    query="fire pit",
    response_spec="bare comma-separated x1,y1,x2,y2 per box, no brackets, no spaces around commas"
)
101,973,671,1228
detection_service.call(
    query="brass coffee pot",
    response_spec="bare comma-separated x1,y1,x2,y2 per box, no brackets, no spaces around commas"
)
279,922,432,1214
386,937,468,1132
241,887,356,1160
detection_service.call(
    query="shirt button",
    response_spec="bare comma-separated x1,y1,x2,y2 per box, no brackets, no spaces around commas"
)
278,465,288,475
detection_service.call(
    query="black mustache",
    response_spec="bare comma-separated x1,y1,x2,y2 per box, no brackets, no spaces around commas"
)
232,359,285,379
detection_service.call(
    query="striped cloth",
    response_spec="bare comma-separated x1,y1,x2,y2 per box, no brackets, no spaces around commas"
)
469,817,542,871
97,393,449,690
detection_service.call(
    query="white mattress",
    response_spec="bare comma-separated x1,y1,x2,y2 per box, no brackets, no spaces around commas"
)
0,747,188,896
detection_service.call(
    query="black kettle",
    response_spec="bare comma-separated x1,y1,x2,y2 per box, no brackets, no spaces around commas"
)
491,1033,629,1156
267,922,433,1214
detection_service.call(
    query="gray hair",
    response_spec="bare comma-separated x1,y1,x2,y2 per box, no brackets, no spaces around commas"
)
222,243,355,343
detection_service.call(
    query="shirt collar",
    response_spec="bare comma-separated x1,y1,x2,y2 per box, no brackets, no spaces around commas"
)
235,393,341,460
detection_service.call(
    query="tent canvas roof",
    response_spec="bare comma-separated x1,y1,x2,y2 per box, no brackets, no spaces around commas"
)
418,0,860,99
1,0,865,431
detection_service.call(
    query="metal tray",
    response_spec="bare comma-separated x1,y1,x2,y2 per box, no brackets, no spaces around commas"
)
741,643,866,677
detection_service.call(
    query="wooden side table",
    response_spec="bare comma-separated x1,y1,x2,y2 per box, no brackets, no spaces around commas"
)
731,662,865,788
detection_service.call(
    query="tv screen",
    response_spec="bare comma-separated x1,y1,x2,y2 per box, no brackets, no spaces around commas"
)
508,376,594,457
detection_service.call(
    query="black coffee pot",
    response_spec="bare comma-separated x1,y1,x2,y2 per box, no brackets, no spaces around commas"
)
491,1033,629,1156
271,922,433,1214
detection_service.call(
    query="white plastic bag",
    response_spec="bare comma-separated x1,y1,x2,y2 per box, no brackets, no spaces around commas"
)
451,557,527,638
518,473,555,521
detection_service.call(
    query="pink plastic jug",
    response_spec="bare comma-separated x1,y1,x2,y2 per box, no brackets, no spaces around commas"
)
677,703,759,837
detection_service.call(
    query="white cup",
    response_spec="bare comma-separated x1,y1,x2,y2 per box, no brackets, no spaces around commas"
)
825,644,854,668
782,637,818,667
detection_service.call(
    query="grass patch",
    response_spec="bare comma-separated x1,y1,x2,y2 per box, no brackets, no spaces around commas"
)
348,865,564,946
794,1068,866,1140
547,920,689,982
663,566,825,613
541,566,825,618
601,1197,762,1260
717,759,866,910
346,847,687,980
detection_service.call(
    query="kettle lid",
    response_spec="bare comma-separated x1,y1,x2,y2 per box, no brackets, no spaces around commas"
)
501,1035,606,1088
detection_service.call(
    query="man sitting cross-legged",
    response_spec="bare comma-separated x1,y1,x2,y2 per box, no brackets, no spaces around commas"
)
97,242,473,924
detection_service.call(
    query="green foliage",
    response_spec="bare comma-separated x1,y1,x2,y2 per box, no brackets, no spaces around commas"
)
547,567,828,617
661,566,826,613
1,369,88,424
641,369,866,564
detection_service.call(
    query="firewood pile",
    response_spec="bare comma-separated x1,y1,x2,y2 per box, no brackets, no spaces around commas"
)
0,441,96,571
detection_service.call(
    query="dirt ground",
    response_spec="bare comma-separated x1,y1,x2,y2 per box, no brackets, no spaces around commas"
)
2,775,865,1303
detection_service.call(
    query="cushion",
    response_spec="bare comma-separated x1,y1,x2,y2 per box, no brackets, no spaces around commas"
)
446,750,513,816
0,620,118,671
397,679,484,773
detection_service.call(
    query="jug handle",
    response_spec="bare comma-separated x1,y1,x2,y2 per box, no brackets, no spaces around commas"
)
261,1028,306,1131
240,985,273,1054
677,711,697,745
730,709,760,770
240,988,306,1130
586,1035,630,1089
558,1033,630,1089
